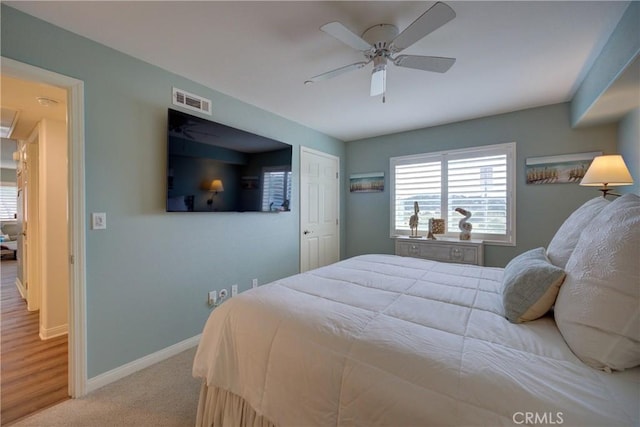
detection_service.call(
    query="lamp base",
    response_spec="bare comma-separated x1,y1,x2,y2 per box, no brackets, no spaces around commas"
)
598,186,621,198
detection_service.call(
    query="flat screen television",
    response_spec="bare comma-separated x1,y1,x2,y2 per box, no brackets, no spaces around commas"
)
166,109,292,212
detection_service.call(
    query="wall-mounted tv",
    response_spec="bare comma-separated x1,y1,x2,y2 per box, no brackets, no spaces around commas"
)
167,109,292,212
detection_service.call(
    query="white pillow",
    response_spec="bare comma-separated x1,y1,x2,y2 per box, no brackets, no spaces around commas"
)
554,193,640,371
547,196,610,268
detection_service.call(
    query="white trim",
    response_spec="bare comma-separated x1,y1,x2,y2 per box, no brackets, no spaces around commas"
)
1,57,87,397
40,323,68,340
67,71,88,398
15,278,26,299
86,335,201,394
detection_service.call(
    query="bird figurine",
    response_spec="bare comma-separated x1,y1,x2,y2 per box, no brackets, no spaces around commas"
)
455,207,472,240
409,202,420,237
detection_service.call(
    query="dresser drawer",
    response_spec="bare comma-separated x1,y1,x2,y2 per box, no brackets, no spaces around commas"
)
395,237,484,266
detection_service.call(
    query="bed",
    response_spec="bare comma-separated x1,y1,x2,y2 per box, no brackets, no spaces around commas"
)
193,194,640,426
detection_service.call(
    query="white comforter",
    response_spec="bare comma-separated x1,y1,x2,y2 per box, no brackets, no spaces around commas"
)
193,254,639,426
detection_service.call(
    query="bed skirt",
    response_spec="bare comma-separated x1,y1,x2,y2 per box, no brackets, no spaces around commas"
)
196,382,276,427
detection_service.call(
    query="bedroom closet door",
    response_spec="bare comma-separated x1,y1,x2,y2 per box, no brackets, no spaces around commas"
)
300,147,340,273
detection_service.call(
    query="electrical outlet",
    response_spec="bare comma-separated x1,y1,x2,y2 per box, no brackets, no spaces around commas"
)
219,288,228,300
252,279,258,288
231,284,238,297
208,291,217,306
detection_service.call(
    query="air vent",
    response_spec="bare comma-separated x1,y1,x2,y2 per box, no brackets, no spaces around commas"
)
172,88,212,115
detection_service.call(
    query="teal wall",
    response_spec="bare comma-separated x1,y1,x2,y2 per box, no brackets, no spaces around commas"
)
1,5,345,378
618,108,640,195
1,167,17,182
571,2,639,126
345,103,618,267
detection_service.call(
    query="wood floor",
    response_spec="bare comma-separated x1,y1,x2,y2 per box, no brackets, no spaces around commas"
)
0,260,69,425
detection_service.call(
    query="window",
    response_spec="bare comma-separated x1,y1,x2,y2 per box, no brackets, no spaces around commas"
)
0,182,18,221
261,166,292,211
390,142,516,245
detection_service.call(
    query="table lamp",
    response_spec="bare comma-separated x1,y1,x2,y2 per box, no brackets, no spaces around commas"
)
580,154,633,197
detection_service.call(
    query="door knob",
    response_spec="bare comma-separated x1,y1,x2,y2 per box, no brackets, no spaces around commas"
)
303,230,312,235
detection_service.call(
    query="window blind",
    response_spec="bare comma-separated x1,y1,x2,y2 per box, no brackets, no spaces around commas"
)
261,168,292,211
0,183,17,221
447,155,508,235
393,161,441,231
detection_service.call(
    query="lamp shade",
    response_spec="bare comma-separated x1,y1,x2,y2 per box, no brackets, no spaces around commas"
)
209,179,224,193
580,155,633,187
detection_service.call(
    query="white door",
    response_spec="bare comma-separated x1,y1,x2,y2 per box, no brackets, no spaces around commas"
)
300,147,340,272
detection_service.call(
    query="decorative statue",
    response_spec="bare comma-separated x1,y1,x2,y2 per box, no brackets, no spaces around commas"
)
409,202,420,237
455,207,472,240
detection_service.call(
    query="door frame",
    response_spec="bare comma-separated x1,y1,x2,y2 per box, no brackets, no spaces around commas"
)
2,57,88,397
299,146,340,272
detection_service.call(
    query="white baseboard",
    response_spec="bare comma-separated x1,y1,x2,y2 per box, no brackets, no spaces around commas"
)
15,278,26,299
86,334,201,394
40,323,68,340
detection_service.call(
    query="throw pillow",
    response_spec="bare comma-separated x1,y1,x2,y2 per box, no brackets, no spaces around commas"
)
554,193,640,371
546,196,610,269
502,247,566,323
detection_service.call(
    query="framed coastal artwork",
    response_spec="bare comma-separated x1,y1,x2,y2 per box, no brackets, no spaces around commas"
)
525,151,601,185
349,172,385,193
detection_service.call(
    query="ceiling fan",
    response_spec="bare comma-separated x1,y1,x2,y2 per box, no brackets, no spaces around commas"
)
305,1,456,102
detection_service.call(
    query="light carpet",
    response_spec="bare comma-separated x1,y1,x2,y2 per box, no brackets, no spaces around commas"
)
12,347,200,427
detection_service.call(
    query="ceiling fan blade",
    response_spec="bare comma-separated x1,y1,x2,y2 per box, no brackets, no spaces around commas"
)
391,2,456,52
394,55,456,73
305,61,369,84
321,22,373,52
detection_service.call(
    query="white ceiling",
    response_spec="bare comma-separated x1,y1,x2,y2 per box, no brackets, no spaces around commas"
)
5,1,631,142
1,75,68,141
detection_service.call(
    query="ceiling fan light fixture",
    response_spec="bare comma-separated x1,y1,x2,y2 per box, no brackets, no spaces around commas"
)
370,66,386,96
370,56,387,97
307,1,456,99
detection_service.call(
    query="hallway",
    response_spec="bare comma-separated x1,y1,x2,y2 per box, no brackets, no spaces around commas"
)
0,260,68,425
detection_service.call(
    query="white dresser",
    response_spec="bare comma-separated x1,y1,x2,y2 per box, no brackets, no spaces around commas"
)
394,236,484,266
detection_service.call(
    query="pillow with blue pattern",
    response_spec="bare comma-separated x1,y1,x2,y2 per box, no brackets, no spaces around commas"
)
502,247,566,323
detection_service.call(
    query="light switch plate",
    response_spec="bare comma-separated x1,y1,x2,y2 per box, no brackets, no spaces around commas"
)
92,212,106,230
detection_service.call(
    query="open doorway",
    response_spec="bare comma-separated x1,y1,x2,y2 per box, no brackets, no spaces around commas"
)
0,58,87,423
1,73,70,424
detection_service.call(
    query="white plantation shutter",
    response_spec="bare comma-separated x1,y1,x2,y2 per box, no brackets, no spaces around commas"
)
390,143,515,244
0,182,17,221
394,159,441,231
447,154,508,235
